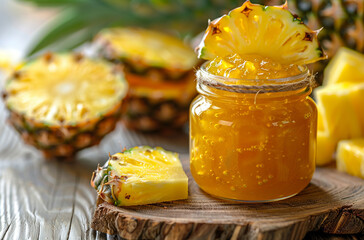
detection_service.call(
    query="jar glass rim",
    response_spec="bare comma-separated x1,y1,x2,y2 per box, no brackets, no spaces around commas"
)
198,62,309,84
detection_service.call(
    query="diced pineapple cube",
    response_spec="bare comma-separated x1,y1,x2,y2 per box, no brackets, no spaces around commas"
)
315,83,364,141
323,48,364,86
317,105,326,132
316,130,336,166
337,139,364,178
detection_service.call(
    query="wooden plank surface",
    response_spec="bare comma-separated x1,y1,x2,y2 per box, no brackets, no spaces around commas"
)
1,94,364,239
90,158,364,240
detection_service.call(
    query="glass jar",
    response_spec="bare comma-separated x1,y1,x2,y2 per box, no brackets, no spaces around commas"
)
190,65,317,202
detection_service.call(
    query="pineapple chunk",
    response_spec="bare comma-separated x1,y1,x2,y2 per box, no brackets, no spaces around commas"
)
92,146,188,206
323,48,364,86
337,139,364,178
317,105,326,132
315,83,364,141
316,131,336,166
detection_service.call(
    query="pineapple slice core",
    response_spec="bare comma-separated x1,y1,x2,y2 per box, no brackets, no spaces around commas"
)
5,54,127,125
106,146,188,206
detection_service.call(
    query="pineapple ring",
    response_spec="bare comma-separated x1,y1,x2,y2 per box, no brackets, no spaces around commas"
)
197,1,326,65
96,28,197,71
4,53,128,125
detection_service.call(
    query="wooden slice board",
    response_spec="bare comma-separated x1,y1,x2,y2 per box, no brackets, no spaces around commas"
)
91,156,364,240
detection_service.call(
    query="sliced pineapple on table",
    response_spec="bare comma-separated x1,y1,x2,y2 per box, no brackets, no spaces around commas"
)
95,28,198,133
2,53,128,160
323,48,364,86
91,146,188,206
337,139,364,179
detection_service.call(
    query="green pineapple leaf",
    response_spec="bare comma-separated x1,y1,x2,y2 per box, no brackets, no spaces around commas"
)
20,0,263,56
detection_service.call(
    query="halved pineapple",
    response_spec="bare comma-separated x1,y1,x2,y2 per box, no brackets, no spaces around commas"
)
91,146,188,206
96,28,197,132
3,52,128,160
96,28,197,75
337,139,364,179
197,1,326,66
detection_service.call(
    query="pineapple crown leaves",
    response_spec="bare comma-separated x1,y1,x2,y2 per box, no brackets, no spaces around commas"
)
19,0,256,57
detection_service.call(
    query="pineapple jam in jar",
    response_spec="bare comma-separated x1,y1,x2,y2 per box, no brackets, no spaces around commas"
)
189,0,326,202
190,59,317,202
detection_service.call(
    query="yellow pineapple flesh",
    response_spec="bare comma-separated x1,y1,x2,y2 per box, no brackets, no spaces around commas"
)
315,83,364,142
3,53,128,159
91,146,188,206
97,27,197,72
316,131,336,166
197,1,326,66
323,48,364,86
337,139,364,179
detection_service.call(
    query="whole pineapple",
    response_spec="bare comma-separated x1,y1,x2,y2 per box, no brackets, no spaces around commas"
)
3,53,128,160
95,28,198,133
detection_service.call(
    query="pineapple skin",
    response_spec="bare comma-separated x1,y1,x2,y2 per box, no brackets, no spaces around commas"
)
120,71,196,133
5,101,122,160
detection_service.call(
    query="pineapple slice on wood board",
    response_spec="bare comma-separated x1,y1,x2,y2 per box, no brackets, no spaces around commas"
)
2,52,128,160
91,146,188,206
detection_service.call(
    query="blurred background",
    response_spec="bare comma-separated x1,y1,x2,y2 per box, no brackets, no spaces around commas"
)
0,0,57,60
0,0,363,163
1,0,363,80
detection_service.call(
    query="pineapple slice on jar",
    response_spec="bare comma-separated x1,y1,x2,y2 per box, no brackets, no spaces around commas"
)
197,1,326,67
